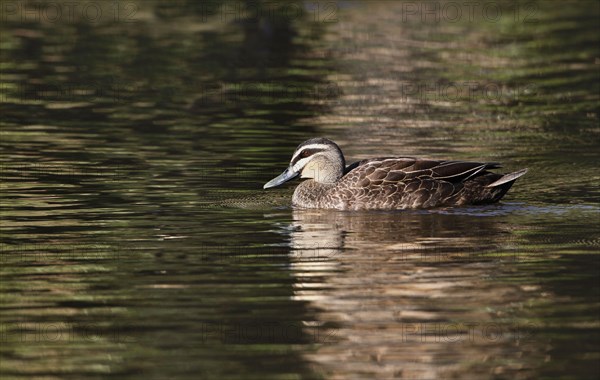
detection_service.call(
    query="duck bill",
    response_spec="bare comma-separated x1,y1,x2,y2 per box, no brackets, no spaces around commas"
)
263,167,299,189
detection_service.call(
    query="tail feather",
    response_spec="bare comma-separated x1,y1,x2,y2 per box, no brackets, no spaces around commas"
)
486,168,528,188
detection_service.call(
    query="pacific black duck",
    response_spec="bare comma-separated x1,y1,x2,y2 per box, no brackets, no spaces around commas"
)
263,138,527,210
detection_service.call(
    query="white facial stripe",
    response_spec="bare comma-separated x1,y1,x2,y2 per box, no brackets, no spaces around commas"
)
292,156,312,173
290,144,331,164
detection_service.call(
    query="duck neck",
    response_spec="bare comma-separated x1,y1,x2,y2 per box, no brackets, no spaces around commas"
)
293,180,336,208
313,157,345,185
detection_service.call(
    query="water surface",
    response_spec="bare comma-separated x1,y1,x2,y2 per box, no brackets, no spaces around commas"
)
1,1,599,379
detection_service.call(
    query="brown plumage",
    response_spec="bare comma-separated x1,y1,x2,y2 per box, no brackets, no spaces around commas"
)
263,138,527,210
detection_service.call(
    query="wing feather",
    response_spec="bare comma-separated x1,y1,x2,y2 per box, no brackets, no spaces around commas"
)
344,158,502,185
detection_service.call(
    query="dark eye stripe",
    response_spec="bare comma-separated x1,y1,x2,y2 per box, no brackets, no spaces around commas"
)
291,148,324,166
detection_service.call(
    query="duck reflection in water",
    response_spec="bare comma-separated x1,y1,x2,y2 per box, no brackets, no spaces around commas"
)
285,208,543,379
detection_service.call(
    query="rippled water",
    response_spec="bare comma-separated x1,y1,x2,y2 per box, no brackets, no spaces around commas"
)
1,1,599,379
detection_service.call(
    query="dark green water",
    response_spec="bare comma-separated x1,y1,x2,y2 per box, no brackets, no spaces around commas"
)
1,1,598,379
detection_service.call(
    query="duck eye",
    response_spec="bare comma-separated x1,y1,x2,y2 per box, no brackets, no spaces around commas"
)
301,150,310,158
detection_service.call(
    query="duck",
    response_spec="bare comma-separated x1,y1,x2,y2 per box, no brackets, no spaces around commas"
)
263,138,527,210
